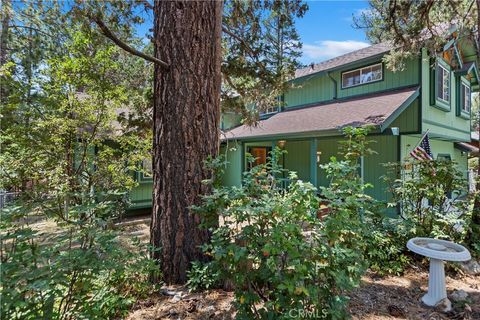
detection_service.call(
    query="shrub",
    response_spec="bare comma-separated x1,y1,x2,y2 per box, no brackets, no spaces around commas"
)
364,158,474,276
0,202,157,320
186,261,221,292
384,159,471,242
195,126,375,319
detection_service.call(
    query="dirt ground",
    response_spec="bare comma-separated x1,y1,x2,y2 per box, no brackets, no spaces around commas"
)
126,269,479,320
27,215,480,319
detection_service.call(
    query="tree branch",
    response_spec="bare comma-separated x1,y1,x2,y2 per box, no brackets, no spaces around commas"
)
88,14,169,69
136,0,153,11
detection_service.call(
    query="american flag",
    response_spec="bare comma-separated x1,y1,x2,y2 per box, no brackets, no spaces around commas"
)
410,133,433,161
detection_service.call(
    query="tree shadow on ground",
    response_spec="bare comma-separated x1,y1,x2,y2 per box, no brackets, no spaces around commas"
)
348,269,480,319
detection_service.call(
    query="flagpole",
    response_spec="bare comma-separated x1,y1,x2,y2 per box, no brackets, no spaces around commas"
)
414,129,430,148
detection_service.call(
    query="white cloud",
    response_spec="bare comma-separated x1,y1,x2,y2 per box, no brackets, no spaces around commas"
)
354,8,373,17
302,40,370,62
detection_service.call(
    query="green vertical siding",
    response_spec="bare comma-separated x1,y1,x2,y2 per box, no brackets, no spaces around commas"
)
390,99,420,133
284,140,310,181
316,138,341,188
363,135,399,203
285,75,333,107
221,141,242,186
285,57,420,109
129,182,152,209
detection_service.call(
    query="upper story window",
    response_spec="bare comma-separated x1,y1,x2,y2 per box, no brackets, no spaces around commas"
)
436,64,450,102
260,106,280,116
341,63,382,88
461,82,471,113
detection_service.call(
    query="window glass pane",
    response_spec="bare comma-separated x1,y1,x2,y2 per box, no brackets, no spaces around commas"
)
260,106,279,116
436,65,449,102
370,64,382,80
342,70,360,87
436,66,443,100
443,68,449,101
462,83,471,112
342,63,382,88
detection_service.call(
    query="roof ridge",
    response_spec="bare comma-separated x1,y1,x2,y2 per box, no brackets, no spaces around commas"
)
295,41,393,79
312,42,389,68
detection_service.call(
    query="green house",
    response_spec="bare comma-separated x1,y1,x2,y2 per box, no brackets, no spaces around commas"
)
128,30,478,211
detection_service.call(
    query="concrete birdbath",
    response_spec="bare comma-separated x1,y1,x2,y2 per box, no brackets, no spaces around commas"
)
407,237,471,307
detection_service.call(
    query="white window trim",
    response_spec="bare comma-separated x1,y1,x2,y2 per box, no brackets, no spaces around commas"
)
437,64,450,103
341,63,383,89
260,106,280,116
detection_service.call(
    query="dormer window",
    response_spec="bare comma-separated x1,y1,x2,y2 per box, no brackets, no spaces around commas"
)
341,63,382,88
260,106,280,116
460,81,471,113
436,64,450,102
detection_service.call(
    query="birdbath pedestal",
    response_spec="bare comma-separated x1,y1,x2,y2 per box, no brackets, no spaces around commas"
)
407,237,471,307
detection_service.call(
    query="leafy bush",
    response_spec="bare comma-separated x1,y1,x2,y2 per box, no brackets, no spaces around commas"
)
0,203,157,320
195,127,375,319
385,159,471,241
363,217,414,275
186,261,221,292
364,158,473,275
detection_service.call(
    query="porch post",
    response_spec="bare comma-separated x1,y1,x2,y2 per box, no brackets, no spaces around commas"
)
310,138,318,187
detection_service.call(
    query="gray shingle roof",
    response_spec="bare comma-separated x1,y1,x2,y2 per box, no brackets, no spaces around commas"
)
295,42,393,79
224,86,418,140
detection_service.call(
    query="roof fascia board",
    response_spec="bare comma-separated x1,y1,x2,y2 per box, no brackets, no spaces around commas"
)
225,127,383,142
455,61,480,85
379,88,420,132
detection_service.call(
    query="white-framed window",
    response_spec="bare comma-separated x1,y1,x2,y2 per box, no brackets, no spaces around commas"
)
341,63,382,88
261,106,280,115
461,82,471,113
436,64,450,102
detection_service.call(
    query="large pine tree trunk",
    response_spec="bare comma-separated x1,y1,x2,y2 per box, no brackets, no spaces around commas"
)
150,0,223,284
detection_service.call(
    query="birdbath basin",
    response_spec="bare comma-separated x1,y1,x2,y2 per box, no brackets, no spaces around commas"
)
407,237,471,306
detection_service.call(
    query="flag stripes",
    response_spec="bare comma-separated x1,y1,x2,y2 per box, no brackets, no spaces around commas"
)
410,133,433,161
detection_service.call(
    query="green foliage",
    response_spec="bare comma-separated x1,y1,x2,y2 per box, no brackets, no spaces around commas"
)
364,158,474,276
0,204,157,320
353,0,476,71
186,261,221,292
195,126,376,319
385,159,470,241
222,0,308,123
0,4,155,319
363,217,414,276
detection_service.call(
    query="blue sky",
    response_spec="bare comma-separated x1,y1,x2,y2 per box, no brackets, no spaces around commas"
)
136,1,371,65
296,1,370,64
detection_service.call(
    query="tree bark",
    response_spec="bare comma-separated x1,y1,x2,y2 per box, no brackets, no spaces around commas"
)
150,0,223,284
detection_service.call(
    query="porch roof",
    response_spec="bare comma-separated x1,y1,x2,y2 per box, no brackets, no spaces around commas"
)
224,86,419,141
